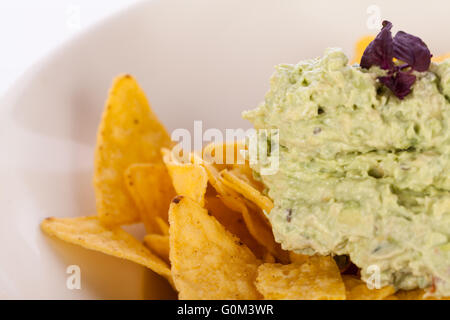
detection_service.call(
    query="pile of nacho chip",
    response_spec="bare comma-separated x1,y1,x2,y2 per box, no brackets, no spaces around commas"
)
41,74,448,300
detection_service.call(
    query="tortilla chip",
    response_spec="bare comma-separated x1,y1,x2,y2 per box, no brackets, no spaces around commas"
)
144,234,170,264
199,158,230,195
255,256,346,300
169,196,261,299
395,289,427,300
124,163,175,233
192,148,244,198
194,144,263,211
232,197,288,263
228,164,265,192
163,160,208,207
395,289,450,300
183,149,251,214
342,275,395,300
41,216,172,284
221,175,269,217
161,147,173,163
205,195,266,260
350,35,375,65
263,253,276,263
289,251,310,264
94,75,172,225
384,295,399,300
203,160,264,216
432,53,450,63
221,170,273,214
155,216,170,236
201,141,247,170
206,171,287,263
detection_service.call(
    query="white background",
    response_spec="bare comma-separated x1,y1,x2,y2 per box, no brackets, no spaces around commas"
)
0,0,139,96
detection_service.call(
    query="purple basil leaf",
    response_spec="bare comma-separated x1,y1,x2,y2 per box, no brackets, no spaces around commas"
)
378,72,416,99
360,20,394,70
393,31,431,72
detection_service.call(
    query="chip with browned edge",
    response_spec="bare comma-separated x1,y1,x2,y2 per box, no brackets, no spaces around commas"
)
169,196,261,299
124,163,175,233
255,256,346,300
94,75,172,225
41,216,172,284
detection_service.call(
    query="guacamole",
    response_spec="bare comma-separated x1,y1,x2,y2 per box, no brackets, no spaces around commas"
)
243,48,450,296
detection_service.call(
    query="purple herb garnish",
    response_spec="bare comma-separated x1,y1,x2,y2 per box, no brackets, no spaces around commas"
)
360,21,432,99
378,72,417,100
393,31,432,72
360,21,394,70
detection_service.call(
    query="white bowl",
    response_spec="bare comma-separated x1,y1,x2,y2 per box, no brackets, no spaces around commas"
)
0,0,448,299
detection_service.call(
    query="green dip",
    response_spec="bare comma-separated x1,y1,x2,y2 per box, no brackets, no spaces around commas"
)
243,48,450,296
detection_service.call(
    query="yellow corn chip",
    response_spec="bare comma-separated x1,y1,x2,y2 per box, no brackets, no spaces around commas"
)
155,216,170,236
218,193,288,262
432,53,450,63
203,166,288,263
163,160,208,207
94,75,172,225
202,141,247,171
216,171,266,218
395,289,450,300
263,253,276,263
217,190,248,213
228,164,265,192
202,159,261,217
234,198,288,264
41,216,172,284
395,289,426,300
220,176,269,220
221,170,274,214
350,35,375,65
169,196,261,299
144,234,170,264
384,295,399,300
200,159,232,196
205,195,267,260
289,251,310,264
185,148,278,261
197,141,262,195
192,148,247,202
161,147,173,163
256,256,346,300
124,163,175,233
342,275,396,300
